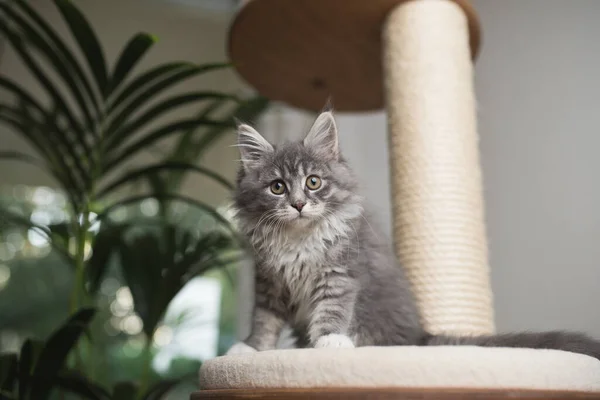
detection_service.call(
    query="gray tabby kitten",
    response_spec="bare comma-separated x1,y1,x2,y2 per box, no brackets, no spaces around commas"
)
227,109,600,359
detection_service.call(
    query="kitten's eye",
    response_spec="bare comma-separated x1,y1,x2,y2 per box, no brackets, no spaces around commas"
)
270,180,286,195
306,175,322,190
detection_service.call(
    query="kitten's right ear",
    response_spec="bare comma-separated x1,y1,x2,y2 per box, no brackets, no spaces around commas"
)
303,110,339,161
237,123,273,170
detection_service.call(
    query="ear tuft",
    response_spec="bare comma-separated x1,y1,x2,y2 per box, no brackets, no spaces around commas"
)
303,110,339,161
237,123,273,170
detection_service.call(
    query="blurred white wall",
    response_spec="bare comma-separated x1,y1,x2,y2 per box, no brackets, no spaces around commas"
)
474,0,600,336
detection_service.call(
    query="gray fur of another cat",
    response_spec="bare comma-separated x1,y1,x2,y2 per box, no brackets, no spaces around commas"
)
227,110,600,360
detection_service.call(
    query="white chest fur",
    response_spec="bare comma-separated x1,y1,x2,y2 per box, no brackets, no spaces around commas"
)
261,222,343,322
244,215,354,323
270,230,326,316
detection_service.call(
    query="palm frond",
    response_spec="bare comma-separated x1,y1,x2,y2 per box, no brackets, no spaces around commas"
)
0,27,91,185
104,117,232,172
108,32,156,94
0,3,96,132
97,161,233,199
107,92,238,145
54,0,108,96
10,0,100,114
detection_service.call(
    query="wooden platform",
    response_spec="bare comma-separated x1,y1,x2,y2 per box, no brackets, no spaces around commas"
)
192,388,600,399
228,0,480,111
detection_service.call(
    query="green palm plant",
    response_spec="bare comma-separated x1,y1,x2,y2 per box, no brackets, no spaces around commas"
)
0,0,269,397
0,307,191,400
0,308,96,400
0,0,265,311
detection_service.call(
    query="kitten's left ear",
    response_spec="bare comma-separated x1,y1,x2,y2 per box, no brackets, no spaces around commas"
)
303,111,339,161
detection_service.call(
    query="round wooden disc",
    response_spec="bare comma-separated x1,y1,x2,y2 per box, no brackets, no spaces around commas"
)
228,0,481,112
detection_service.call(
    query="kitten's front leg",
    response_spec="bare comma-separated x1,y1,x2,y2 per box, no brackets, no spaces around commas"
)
227,306,286,355
227,271,287,355
308,274,357,349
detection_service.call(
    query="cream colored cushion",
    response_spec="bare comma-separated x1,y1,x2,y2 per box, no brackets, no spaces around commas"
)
200,346,600,391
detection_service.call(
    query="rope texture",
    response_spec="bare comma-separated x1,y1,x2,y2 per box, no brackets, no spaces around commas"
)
383,0,495,335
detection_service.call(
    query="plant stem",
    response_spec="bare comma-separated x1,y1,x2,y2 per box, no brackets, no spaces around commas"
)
70,210,90,312
69,209,90,374
139,338,153,397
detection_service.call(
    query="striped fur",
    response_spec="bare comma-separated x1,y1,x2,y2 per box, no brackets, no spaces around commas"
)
228,110,600,361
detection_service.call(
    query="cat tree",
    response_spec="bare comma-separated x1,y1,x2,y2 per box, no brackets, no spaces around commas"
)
193,0,600,398
229,0,492,338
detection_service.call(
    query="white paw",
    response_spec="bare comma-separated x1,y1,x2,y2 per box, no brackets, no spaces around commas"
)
226,342,257,355
314,334,355,349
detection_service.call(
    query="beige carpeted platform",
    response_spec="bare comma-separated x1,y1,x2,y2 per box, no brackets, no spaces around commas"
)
200,346,600,391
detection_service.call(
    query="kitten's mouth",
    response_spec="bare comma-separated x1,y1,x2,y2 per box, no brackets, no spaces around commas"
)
291,212,311,224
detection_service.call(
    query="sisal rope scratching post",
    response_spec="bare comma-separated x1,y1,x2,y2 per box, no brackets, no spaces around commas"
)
383,0,493,335
226,0,492,336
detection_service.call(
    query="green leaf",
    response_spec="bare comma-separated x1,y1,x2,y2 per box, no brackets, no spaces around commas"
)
0,114,56,181
0,82,55,159
187,252,244,280
0,354,18,395
166,99,228,162
106,91,238,146
104,118,232,173
107,62,192,111
86,223,130,295
0,81,54,158
97,161,233,199
0,28,91,183
0,151,49,173
11,0,100,114
105,63,231,143
107,62,230,117
117,233,163,336
115,225,238,338
232,95,271,125
0,152,69,195
109,33,156,95
16,341,41,400
54,0,108,96
17,341,33,400
165,95,269,191
0,208,74,265
0,102,83,208
112,381,138,400
0,2,96,134
46,222,72,252
97,194,232,231
164,233,238,301
29,308,96,400
54,372,111,400
141,379,180,400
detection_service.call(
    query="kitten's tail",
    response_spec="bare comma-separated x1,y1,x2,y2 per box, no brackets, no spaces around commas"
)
422,331,600,360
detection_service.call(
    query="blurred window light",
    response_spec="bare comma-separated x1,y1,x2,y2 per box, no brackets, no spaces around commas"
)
30,209,52,226
27,228,49,248
0,243,16,261
140,198,159,217
0,264,10,290
152,277,221,373
31,187,55,206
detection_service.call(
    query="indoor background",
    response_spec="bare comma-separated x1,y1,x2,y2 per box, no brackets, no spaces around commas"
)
1,0,599,375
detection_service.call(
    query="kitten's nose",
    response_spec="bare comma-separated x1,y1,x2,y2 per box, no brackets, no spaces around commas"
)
291,202,305,212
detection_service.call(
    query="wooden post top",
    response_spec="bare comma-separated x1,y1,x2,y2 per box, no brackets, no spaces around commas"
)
227,0,481,112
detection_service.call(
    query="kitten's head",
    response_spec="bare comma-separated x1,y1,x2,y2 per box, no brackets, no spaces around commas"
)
233,110,362,233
